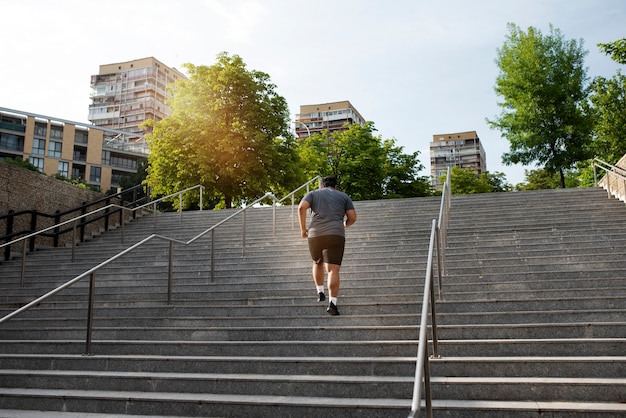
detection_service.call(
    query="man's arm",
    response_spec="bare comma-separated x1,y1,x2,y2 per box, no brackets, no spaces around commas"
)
298,199,310,238
344,209,357,228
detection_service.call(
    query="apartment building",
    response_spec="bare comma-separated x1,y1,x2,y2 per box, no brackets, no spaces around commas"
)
294,101,365,138
88,57,187,136
430,130,487,190
0,107,146,192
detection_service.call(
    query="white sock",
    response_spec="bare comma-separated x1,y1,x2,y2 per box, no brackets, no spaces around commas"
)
316,285,324,293
330,297,337,305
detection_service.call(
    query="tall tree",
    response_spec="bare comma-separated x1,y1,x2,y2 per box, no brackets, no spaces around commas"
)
589,39,626,165
487,24,593,188
382,139,431,198
443,167,509,194
598,38,626,65
296,122,430,200
145,52,303,209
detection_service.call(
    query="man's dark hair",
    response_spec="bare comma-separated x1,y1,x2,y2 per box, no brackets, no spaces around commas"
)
322,176,337,188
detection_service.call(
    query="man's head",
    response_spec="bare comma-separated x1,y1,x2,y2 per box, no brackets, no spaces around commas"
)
322,176,337,188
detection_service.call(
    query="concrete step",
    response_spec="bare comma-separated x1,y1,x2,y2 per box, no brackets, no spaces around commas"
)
2,353,623,379
1,322,623,342
0,369,415,399
2,369,624,403
1,338,624,357
0,388,411,417
1,187,625,417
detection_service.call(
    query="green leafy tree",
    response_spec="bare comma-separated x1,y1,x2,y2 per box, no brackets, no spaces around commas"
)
440,167,511,194
382,139,431,198
598,38,626,65
488,23,593,188
296,122,430,200
444,167,490,194
145,52,303,209
485,171,513,192
588,38,626,165
588,73,626,164
516,167,580,190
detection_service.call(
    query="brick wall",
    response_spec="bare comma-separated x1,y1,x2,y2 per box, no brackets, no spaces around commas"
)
0,162,122,250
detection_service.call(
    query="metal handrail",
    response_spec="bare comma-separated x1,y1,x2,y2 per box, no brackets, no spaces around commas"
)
593,158,626,203
0,183,149,259
273,176,321,228
0,179,315,354
408,167,451,418
0,184,205,286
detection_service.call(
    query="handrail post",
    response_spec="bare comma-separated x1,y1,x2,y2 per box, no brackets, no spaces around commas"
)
429,270,441,359
4,210,13,261
20,239,27,288
210,229,215,283
53,210,61,247
423,346,433,418
153,202,158,232
29,211,37,252
71,219,77,263
179,193,183,223
291,194,295,229
435,226,444,302
84,272,96,355
80,204,87,243
242,209,246,258
167,241,174,304
200,186,203,211
121,211,125,244
272,199,276,238
104,198,110,232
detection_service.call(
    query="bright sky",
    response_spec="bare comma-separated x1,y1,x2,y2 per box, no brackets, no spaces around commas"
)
2,0,624,185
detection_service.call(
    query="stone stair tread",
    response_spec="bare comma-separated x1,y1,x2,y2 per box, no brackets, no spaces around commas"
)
0,387,411,408
1,187,625,415
0,411,181,418
433,399,626,412
0,368,413,383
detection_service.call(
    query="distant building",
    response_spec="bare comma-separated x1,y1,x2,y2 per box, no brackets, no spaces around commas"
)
430,130,487,190
88,57,186,136
0,107,146,192
294,100,365,138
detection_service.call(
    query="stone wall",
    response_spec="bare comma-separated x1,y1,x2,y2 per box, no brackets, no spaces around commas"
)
0,162,122,250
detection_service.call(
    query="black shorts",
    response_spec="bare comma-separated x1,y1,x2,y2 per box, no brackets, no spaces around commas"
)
308,235,346,266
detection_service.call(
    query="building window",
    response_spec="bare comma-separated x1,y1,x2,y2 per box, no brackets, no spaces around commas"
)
35,124,47,137
102,150,111,165
58,161,69,177
75,131,88,145
0,133,24,151
48,141,62,158
29,157,44,172
73,148,86,161
72,166,85,180
50,127,63,140
90,166,101,184
32,138,46,155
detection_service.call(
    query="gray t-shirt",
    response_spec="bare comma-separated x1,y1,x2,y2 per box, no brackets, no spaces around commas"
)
303,187,355,238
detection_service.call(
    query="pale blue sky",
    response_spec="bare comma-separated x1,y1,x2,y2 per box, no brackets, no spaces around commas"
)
2,0,624,185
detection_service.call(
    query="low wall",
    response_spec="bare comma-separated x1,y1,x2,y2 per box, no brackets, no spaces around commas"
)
0,162,120,250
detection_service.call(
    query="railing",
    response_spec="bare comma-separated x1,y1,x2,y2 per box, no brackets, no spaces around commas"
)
408,167,451,418
274,176,321,228
1,183,149,261
0,178,319,355
593,158,626,203
0,184,203,287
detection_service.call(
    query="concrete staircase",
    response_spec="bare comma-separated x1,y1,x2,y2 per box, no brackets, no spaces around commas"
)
0,187,625,417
